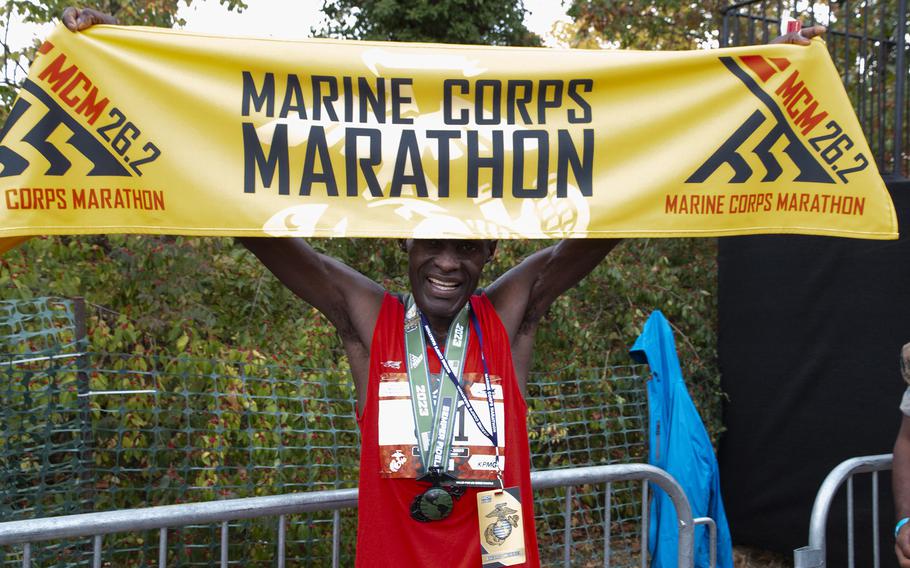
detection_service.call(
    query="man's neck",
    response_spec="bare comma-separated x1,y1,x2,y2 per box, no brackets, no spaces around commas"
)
426,318,451,345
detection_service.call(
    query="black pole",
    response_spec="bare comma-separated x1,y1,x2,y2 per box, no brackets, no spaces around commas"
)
892,0,907,178
73,297,93,512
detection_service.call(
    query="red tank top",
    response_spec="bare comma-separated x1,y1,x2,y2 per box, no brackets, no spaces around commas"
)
355,293,539,567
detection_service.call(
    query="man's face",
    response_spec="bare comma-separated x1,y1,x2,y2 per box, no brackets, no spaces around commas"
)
405,239,495,325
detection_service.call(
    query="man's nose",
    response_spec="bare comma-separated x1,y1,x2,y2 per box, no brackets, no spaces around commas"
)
433,244,459,271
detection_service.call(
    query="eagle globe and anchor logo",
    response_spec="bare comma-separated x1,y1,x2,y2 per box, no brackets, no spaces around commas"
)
483,502,520,546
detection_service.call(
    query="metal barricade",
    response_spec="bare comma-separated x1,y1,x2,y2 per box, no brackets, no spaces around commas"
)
0,464,696,568
793,453,893,568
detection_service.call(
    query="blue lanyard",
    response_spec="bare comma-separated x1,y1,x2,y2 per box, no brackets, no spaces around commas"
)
419,308,498,448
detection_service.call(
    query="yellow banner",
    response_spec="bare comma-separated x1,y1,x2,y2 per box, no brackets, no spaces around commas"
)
0,24,897,253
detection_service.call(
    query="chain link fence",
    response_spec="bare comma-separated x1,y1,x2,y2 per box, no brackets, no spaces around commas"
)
0,298,649,567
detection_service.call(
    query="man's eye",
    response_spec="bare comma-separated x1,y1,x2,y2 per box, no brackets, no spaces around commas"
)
458,242,479,254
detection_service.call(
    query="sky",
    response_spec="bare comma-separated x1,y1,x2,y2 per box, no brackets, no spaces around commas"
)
7,0,570,51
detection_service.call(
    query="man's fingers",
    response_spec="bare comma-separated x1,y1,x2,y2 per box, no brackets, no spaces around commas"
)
898,542,910,568
769,31,806,45
61,6,79,31
79,8,118,28
61,7,118,32
800,24,827,40
769,23,827,45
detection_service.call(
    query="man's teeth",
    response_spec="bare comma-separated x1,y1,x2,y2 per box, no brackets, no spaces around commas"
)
429,277,458,290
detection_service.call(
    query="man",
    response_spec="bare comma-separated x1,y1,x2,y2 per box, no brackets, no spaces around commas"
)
894,343,910,567
62,7,824,566
243,236,621,567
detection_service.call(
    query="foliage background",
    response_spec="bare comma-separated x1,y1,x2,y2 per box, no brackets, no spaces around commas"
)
0,0,723,436
1,234,720,440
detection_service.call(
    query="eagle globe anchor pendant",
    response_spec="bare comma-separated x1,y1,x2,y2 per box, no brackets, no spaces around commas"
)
410,467,464,522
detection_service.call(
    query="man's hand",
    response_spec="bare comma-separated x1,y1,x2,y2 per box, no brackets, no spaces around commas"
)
897,523,910,567
771,24,826,45
62,7,117,31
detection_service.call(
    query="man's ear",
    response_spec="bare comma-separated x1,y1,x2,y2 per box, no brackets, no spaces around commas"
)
398,239,407,253
486,240,498,262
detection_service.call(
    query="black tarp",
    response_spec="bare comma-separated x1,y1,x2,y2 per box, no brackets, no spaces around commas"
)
718,178,910,565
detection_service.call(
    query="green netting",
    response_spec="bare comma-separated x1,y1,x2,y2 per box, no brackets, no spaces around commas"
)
0,298,81,355
0,298,94,566
0,298,649,567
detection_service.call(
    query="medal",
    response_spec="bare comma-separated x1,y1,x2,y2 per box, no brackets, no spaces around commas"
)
410,467,465,522
403,296,502,522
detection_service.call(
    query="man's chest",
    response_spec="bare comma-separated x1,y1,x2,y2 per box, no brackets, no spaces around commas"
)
374,342,507,484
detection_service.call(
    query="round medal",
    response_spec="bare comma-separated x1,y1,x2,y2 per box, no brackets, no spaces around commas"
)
410,487,454,522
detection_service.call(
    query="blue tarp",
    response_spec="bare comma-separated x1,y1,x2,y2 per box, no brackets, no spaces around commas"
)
630,310,734,568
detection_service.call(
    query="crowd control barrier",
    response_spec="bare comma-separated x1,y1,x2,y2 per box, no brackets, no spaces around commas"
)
0,464,697,568
793,453,893,568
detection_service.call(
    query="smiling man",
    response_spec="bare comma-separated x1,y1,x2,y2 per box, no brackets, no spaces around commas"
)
240,236,619,568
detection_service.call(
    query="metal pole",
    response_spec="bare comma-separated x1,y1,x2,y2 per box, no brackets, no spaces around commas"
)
641,480,649,568
797,454,893,566
721,10,730,48
220,522,228,568
0,489,359,545
332,510,341,568
73,298,94,513
893,0,908,176
872,471,880,568
563,485,573,568
848,476,855,568
277,515,286,568
20,543,29,568
158,528,167,568
92,535,102,568
604,482,612,568
694,517,717,568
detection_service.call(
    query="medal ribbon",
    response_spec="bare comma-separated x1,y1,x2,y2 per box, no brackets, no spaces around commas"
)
404,295,471,475
404,296,501,482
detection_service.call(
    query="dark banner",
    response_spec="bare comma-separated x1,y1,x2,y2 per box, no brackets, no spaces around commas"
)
718,177,910,565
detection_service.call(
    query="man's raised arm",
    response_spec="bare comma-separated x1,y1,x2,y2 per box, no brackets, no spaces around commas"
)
485,238,621,382
238,237,384,399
